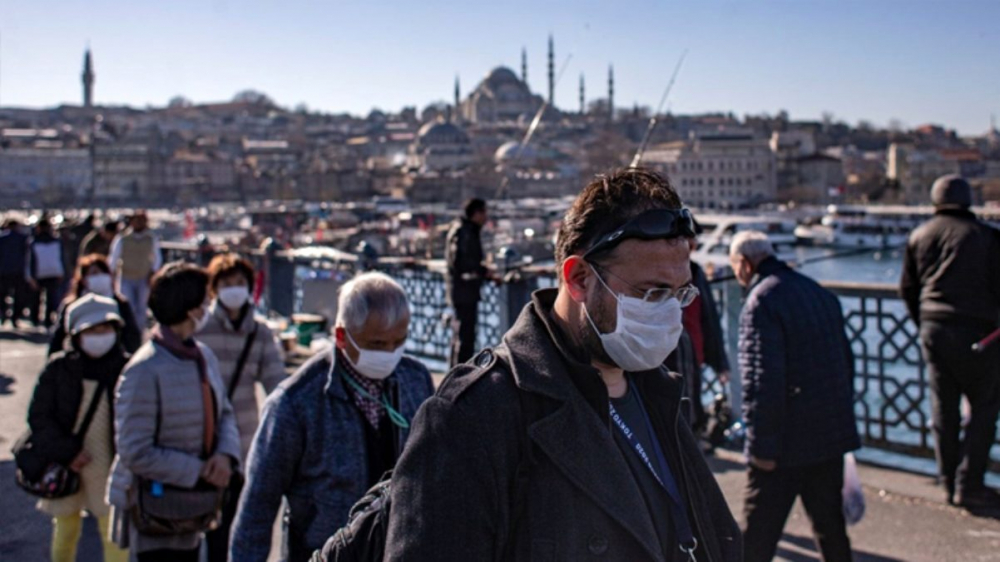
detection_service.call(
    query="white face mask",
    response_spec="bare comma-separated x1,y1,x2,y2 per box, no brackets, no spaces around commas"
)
80,332,117,358
192,305,211,333
218,285,250,310
584,265,684,372
346,331,405,380
85,273,114,297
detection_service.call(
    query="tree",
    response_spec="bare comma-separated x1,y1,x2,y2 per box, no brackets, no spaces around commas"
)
168,96,192,108
232,90,274,106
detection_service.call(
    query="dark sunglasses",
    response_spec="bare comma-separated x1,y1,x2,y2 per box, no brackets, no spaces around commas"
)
583,208,696,260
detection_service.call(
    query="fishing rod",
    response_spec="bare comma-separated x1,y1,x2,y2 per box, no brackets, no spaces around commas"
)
495,54,574,199
629,49,688,169
972,327,1000,353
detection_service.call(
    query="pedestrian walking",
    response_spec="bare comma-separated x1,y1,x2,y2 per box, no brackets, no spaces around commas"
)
49,254,142,356
231,272,433,562
109,210,162,330
900,174,1000,508
28,294,131,562
0,217,31,328
28,217,66,329
106,262,241,562
386,169,741,562
197,253,287,562
444,198,494,367
730,230,860,562
80,221,120,258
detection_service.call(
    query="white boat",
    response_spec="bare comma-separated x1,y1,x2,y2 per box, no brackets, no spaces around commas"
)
795,205,1000,249
696,214,799,256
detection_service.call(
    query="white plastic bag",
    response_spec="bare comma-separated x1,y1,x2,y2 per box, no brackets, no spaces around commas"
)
842,452,865,525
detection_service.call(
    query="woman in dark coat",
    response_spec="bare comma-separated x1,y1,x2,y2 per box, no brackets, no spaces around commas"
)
29,294,131,562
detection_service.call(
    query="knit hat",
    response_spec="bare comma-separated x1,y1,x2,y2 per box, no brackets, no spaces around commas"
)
66,294,123,335
930,175,972,209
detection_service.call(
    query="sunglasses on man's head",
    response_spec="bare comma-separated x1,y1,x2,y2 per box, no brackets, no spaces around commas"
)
582,208,697,260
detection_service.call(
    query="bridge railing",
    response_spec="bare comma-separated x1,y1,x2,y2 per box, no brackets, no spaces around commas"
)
160,242,986,468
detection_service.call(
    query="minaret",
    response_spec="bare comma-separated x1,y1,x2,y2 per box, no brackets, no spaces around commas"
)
82,48,95,108
608,64,615,121
579,74,585,114
454,75,461,122
547,35,554,106
521,47,528,84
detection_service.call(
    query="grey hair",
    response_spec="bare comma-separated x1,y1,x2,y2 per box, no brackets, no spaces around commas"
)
336,272,410,332
729,230,776,264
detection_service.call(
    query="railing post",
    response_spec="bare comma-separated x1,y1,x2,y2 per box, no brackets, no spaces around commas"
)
266,241,295,318
724,279,744,419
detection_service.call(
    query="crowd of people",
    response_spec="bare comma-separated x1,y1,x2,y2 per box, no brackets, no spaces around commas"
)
5,168,998,562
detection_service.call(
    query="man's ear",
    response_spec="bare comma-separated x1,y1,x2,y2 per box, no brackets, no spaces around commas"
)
562,256,591,303
334,326,348,350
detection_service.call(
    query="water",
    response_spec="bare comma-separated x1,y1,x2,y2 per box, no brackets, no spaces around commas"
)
794,246,905,285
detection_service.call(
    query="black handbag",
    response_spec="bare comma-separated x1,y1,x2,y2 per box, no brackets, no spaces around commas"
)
13,381,106,499
129,368,226,536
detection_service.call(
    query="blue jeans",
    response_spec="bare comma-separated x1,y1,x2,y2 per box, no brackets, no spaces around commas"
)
118,277,149,330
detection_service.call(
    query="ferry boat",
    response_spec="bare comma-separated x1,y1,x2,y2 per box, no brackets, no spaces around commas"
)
795,205,1000,249
696,214,799,256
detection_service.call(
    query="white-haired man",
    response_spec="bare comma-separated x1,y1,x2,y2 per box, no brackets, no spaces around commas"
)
730,231,859,562
231,272,434,562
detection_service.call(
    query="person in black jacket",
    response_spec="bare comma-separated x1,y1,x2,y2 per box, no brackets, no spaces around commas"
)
444,198,494,367
28,294,130,562
730,230,859,562
387,169,741,562
900,174,1000,508
0,217,31,328
49,254,142,357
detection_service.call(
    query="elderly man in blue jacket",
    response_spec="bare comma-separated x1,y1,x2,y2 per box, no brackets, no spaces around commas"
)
230,272,434,562
730,231,860,562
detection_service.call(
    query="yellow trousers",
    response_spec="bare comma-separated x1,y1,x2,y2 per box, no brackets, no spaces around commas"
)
51,513,128,562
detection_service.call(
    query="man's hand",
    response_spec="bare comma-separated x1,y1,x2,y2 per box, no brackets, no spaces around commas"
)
69,451,92,472
718,370,730,385
750,456,777,472
200,454,233,488
27,279,38,292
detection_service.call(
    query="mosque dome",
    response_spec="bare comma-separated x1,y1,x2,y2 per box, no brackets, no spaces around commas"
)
416,119,470,146
494,141,538,163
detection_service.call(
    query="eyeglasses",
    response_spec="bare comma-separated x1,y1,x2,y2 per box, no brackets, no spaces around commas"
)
590,262,700,307
583,208,697,260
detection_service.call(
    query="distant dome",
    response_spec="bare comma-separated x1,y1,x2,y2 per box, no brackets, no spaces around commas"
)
495,141,538,163
485,67,522,89
417,119,470,146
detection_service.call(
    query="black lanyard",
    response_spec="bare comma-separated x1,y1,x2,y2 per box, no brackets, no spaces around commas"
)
609,383,698,560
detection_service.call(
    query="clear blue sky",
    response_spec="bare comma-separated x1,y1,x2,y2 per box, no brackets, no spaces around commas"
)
1,1,997,135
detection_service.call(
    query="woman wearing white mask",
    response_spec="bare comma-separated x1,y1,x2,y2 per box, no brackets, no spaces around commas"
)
49,254,142,356
28,294,130,562
196,253,286,562
106,262,242,562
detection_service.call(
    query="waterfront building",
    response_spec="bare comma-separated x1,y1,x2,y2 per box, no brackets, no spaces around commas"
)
887,143,962,203
163,150,237,203
643,129,777,209
0,146,92,205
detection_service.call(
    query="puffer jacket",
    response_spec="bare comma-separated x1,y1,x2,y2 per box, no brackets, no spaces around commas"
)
738,256,860,467
445,218,487,306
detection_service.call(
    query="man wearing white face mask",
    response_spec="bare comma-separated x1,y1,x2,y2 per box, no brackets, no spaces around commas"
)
387,169,741,562
231,272,434,562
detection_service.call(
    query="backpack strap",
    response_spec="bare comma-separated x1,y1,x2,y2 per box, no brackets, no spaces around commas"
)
228,323,259,399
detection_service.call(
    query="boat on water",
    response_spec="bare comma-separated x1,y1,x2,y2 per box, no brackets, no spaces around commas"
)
695,214,799,256
795,204,1000,249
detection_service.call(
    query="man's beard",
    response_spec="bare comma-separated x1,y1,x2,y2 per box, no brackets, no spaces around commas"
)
578,288,617,367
